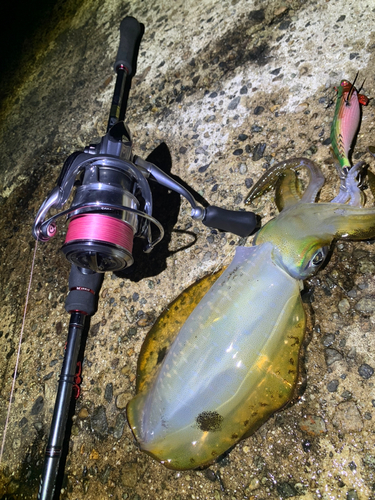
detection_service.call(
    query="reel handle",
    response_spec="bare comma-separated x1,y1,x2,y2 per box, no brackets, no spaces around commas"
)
114,16,143,74
203,206,259,238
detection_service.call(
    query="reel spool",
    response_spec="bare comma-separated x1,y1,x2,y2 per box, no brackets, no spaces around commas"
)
63,213,135,272
61,162,139,272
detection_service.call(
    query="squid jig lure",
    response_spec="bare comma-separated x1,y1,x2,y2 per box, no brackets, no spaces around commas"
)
330,74,369,172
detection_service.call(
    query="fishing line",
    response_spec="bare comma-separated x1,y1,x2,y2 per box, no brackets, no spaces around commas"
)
64,213,134,253
0,239,38,465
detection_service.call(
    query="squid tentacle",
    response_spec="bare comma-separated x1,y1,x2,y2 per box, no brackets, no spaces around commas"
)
245,157,324,206
275,168,303,212
347,161,365,207
331,161,365,206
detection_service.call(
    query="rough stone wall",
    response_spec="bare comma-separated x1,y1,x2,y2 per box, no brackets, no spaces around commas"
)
0,0,375,498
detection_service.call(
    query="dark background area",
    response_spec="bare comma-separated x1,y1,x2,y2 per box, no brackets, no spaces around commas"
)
0,1,64,105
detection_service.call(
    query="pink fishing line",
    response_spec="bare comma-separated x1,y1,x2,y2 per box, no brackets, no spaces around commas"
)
65,214,134,252
0,240,38,464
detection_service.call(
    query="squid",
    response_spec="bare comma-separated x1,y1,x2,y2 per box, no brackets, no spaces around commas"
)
126,153,375,470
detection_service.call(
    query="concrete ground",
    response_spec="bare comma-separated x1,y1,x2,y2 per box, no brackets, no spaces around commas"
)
0,0,375,498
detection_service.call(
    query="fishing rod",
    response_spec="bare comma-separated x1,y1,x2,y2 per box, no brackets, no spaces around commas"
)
32,16,259,499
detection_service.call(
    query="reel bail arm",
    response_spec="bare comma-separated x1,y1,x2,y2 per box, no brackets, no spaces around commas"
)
134,156,260,238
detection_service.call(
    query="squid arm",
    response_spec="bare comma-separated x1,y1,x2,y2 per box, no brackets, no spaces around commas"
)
245,157,324,206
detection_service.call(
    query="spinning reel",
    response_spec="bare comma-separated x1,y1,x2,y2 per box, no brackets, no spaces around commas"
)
33,125,258,273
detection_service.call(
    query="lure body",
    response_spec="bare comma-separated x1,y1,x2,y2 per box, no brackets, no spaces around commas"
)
127,155,375,470
330,78,369,170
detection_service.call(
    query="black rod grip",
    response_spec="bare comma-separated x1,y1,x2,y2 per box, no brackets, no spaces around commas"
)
202,206,259,237
114,16,142,74
65,266,104,316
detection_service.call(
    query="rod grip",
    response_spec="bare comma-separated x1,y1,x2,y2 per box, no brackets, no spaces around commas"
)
65,266,104,316
202,206,260,238
114,16,143,74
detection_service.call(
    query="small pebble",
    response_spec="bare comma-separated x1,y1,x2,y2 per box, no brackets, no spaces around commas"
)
198,163,210,173
295,102,309,113
299,415,326,435
19,417,28,428
228,96,241,110
338,298,350,314
71,424,79,436
332,401,363,433
355,298,375,313
137,314,154,327
245,177,254,189
78,407,89,419
325,348,343,366
302,439,312,452
116,392,132,410
204,469,217,482
322,333,335,347
90,406,108,436
247,477,260,491
104,383,113,402
358,363,374,379
113,413,127,439
31,396,44,415
252,143,266,161
253,106,264,115
341,390,352,400
33,421,43,432
327,379,339,392
347,489,359,500
89,449,99,460
276,482,297,498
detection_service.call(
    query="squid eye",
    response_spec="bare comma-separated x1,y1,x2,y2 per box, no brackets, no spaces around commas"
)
312,251,324,265
310,247,328,267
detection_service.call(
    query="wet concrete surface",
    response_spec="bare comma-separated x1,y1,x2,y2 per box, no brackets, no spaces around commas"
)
0,0,375,498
